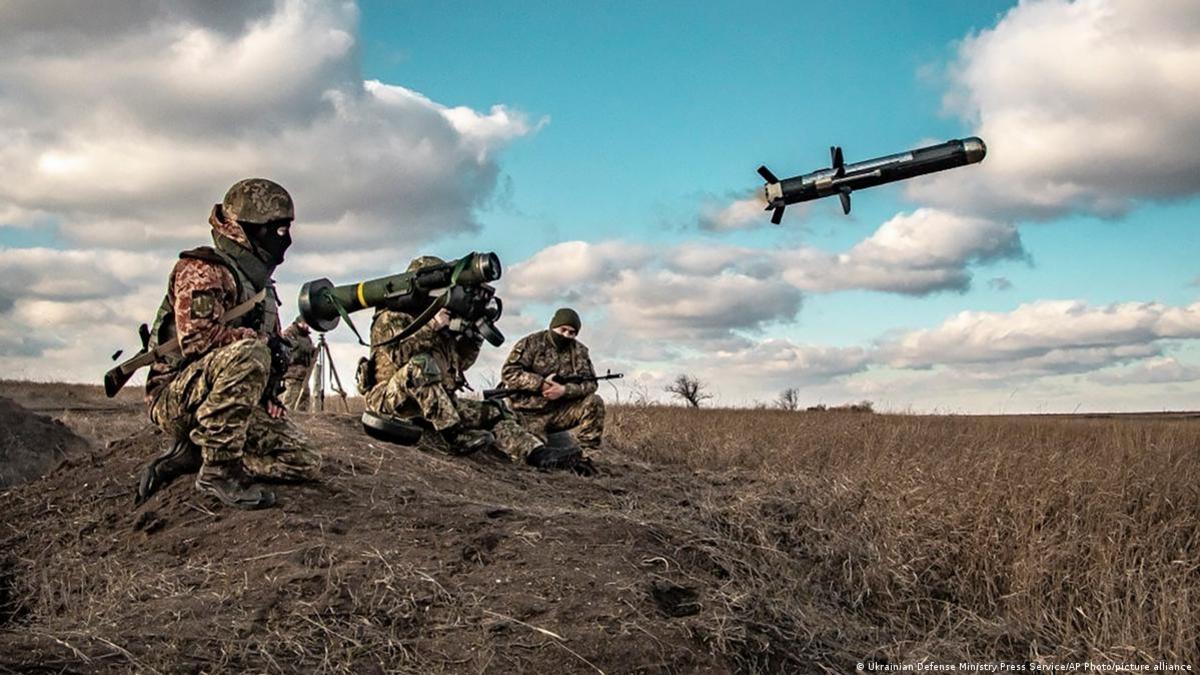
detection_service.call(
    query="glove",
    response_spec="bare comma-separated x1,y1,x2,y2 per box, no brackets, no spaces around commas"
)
267,334,291,378
263,334,291,404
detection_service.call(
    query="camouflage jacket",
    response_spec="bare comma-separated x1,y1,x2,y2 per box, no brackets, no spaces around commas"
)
281,323,317,380
145,219,279,403
369,308,482,392
500,330,596,412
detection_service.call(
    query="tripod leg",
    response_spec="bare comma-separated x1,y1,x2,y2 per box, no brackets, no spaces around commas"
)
313,342,325,413
323,343,349,412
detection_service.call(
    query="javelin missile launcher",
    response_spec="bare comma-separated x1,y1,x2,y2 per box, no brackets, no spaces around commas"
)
758,136,986,223
298,251,505,346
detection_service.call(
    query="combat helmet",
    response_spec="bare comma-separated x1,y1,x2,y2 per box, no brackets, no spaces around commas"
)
223,178,294,224
406,255,446,273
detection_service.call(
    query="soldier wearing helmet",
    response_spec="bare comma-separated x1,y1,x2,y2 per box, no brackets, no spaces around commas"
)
362,255,543,459
279,317,317,412
135,178,321,509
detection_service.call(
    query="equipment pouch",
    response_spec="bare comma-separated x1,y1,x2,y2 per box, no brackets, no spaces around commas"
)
406,353,442,387
356,356,375,395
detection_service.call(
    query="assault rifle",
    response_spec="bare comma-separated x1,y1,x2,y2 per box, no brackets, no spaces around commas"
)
483,370,624,400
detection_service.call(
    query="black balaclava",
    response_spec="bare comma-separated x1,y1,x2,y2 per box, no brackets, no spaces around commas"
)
242,220,292,266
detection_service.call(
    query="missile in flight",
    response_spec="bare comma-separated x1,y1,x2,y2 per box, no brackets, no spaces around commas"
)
758,136,987,224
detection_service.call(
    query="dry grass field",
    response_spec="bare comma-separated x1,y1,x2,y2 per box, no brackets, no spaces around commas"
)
607,405,1200,665
1,381,1197,672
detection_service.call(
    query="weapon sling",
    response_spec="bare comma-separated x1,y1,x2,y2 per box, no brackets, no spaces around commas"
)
104,288,267,397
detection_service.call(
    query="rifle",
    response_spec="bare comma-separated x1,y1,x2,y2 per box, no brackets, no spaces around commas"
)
104,287,267,397
483,370,624,401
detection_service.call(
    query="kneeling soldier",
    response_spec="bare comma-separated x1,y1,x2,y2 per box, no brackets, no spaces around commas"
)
136,178,321,509
363,256,543,459
279,317,317,412
501,308,606,465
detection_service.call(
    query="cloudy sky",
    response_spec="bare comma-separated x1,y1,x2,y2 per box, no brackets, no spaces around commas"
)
2,0,1199,413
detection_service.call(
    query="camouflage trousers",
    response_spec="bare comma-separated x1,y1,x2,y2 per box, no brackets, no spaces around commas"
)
149,338,321,480
514,394,606,451
365,358,543,460
280,375,311,412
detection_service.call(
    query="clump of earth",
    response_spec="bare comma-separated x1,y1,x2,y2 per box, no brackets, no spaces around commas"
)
0,396,89,488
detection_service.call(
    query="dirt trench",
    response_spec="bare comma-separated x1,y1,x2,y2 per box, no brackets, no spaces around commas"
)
0,383,865,673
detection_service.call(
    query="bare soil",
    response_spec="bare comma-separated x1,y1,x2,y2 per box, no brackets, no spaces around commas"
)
0,382,861,673
0,396,89,489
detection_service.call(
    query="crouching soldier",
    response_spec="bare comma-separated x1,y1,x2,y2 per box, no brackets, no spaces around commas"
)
279,317,317,411
135,178,321,509
501,308,606,470
362,256,543,459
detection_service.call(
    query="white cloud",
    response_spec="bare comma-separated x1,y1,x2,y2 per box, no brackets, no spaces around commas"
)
606,269,803,340
0,0,545,385
504,241,653,302
687,339,869,390
780,208,1024,294
508,210,1023,338
0,248,170,302
880,299,1200,372
504,240,803,349
1090,356,1200,385
0,0,541,252
910,0,1200,219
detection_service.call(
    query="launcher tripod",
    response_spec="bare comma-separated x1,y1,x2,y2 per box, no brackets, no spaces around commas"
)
311,333,349,413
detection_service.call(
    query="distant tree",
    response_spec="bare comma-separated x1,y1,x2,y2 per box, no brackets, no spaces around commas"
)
665,374,712,408
776,387,800,411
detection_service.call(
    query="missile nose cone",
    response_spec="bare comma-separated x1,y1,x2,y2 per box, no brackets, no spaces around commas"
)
962,136,987,164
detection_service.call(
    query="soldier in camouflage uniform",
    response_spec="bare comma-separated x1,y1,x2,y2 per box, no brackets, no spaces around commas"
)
501,308,606,458
364,256,544,459
279,318,317,412
136,178,321,509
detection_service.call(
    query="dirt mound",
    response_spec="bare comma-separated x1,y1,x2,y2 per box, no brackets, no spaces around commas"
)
0,386,873,673
0,396,89,488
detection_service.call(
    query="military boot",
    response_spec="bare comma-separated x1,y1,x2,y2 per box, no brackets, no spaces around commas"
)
443,428,495,456
195,462,276,509
135,437,202,505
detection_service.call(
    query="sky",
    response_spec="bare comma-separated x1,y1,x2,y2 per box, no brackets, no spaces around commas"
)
2,0,1200,412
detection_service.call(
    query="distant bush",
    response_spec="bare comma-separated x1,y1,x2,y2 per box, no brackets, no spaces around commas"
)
833,400,874,413
803,400,874,413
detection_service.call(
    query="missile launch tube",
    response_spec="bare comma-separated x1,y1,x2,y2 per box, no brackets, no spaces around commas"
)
298,251,502,332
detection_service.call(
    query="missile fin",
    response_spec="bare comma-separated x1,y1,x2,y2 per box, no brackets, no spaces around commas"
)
770,206,785,225
757,165,779,184
838,188,852,215
831,146,845,176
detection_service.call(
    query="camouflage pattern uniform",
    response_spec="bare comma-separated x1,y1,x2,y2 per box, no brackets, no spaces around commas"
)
144,182,320,482
364,305,542,460
279,320,317,412
501,330,606,451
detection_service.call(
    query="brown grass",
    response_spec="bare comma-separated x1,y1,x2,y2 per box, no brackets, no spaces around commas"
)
2,381,1197,671
607,405,1200,666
